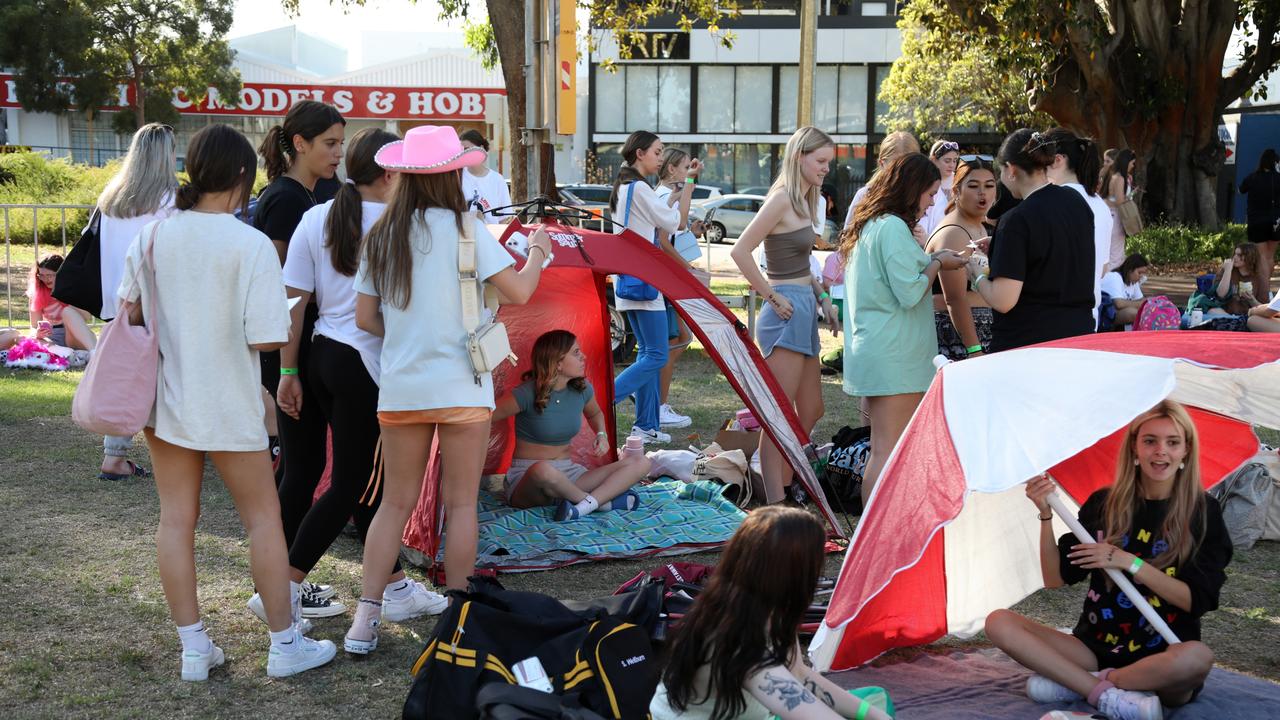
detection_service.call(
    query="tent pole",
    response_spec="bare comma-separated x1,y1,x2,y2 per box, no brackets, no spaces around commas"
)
1045,490,1182,646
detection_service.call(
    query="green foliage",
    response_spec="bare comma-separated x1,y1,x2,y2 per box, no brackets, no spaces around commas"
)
462,18,499,70
0,153,115,244
1125,223,1248,267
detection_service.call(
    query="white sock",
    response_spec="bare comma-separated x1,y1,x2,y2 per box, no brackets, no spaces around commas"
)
290,580,302,621
270,624,299,653
573,494,600,517
176,620,212,654
384,579,414,600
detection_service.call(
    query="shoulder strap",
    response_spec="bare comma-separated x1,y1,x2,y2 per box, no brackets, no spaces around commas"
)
621,181,637,230
928,223,974,242
458,217,481,334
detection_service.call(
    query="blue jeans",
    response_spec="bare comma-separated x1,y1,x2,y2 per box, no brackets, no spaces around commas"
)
614,309,669,431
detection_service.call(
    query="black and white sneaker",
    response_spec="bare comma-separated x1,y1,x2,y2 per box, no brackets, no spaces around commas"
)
300,585,347,618
301,580,335,601
785,483,809,506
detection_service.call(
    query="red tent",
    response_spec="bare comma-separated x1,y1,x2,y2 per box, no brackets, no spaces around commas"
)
401,220,845,569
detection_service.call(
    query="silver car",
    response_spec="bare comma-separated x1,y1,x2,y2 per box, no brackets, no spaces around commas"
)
690,194,767,243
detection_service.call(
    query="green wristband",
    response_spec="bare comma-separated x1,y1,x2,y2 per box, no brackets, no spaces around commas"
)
818,292,830,301
685,177,697,185
1127,556,1144,576
854,699,870,720
280,367,299,376
966,344,983,354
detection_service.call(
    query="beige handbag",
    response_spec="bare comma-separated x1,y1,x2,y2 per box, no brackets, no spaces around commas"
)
458,219,517,383
1117,198,1143,236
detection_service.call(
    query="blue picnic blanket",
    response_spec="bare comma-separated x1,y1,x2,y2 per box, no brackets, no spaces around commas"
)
437,479,746,572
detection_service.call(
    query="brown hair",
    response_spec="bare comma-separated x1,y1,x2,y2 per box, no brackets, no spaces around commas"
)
459,129,490,152
1039,127,1102,196
175,124,256,213
662,507,826,720
360,171,468,310
324,128,399,276
838,153,941,264
521,330,587,412
259,100,346,181
609,130,660,211
945,157,997,215
998,128,1058,174
1231,242,1260,284
1104,400,1206,569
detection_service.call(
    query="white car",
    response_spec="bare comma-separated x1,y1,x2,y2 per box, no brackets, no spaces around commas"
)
690,194,767,243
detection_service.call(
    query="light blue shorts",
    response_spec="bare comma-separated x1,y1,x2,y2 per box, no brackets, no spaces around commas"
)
756,284,820,357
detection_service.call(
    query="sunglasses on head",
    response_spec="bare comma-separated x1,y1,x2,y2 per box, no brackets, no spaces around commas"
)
933,141,960,156
959,154,994,166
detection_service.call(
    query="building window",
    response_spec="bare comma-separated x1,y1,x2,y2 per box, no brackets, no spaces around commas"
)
734,67,772,132
657,66,691,133
812,66,839,133
778,67,799,134
67,112,125,165
778,65,866,134
595,68,626,132
696,67,736,134
625,66,658,132
836,66,869,133
692,142,778,194
874,65,892,133
830,143,869,221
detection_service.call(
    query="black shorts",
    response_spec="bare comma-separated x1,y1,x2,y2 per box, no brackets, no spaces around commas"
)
1247,219,1279,243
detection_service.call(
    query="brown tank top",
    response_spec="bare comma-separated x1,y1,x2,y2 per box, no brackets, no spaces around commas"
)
763,226,816,281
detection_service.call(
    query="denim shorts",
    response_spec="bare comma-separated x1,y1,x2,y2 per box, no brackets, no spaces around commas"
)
756,284,820,357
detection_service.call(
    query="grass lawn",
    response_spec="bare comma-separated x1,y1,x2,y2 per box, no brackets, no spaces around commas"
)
0,304,1277,718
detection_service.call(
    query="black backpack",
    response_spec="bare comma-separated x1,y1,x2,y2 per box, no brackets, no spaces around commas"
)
822,425,871,515
476,684,608,720
403,577,660,720
51,209,104,319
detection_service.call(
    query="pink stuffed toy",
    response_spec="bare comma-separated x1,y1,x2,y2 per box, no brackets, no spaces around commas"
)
4,337,69,371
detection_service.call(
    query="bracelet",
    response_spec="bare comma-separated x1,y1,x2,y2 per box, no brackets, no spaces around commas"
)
1127,557,1144,576
685,177,697,185
966,344,983,354
970,274,985,292
596,431,608,437
527,245,547,258
818,291,830,301
280,367,299,376
1038,512,1052,522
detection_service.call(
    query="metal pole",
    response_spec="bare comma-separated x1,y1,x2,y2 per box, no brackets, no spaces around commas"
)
797,0,818,128
524,0,539,200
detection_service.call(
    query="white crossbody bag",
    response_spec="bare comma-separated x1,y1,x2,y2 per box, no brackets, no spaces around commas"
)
458,217,517,384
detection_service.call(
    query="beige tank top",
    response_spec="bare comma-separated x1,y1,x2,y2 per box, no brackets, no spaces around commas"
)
763,226,816,281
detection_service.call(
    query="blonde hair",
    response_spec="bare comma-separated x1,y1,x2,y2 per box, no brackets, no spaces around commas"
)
1104,400,1206,570
877,131,921,168
97,123,177,218
769,126,834,220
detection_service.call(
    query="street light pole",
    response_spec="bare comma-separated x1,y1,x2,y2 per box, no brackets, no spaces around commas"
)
797,0,818,128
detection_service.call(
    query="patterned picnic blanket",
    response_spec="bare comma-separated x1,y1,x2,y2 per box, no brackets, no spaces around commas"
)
437,479,746,572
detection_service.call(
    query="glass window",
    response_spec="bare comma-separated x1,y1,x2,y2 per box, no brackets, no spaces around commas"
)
657,66,691,133
837,66,869,133
733,144,776,193
862,2,889,16
696,142,734,192
68,111,126,166
696,67,735,133
588,143,623,186
830,144,869,223
595,68,626,132
813,66,839,133
734,67,772,133
625,65,658,132
777,67,798,134
874,65,892,133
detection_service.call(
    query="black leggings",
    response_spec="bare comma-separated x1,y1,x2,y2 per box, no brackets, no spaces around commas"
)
262,304,328,546
287,334,399,575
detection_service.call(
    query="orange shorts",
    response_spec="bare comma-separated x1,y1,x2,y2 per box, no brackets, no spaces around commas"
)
377,407,492,426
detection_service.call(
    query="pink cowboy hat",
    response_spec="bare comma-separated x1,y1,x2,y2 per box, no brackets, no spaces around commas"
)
374,125,487,173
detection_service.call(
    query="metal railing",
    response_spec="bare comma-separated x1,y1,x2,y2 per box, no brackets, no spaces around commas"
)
3,204,94,327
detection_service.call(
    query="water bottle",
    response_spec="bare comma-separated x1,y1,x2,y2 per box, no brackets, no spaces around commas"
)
621,434,645,459
1190,309,1204,327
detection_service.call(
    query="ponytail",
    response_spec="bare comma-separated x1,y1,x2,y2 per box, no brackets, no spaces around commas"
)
997,128,1056,173
174,182,202,211
325,127,399,276
609,130,659,211
259,125,292,182
257,100,347,182
1039,127,1102,196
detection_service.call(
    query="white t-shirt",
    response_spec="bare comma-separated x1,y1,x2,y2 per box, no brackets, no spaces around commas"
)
99,199,175,319
1064,182,1113,321
1101,270,1143,301
611,180,681,312
921,182,950,237
283,199,386,383
119,212,289,451
461,168,512,224
354,211,514,412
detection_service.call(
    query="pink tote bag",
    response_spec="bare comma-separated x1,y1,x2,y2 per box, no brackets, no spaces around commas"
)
71,223,160,436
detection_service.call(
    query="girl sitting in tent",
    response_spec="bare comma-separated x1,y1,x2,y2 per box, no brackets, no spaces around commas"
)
986,400,1232,720
652,506,893,720
492,330,650,521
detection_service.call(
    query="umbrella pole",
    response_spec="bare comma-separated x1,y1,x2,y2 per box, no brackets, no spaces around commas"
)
1045,491,1182,647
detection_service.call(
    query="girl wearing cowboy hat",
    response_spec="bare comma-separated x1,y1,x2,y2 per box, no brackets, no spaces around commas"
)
344,125,552,655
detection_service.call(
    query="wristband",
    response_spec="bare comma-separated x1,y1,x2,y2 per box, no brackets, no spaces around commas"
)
1127,557,1144,576
818,291,830,301
280,367,299,376
540,251,555,270
685,177,697,185
970,274,985,292
1037,512,1052,522
966,344,983,354
596,431,608,437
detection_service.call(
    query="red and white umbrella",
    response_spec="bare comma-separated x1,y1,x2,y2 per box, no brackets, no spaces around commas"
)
810,332,1280,671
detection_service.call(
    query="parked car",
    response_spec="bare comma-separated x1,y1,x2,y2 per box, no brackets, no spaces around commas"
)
557,183,613,229
690,194,767,243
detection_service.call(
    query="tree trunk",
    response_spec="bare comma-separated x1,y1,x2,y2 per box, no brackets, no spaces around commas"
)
486,0,527,202
133,64,146,127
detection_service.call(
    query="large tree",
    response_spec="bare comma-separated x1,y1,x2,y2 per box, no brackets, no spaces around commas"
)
884,0,1280,228
0,0,241,131
296,0,742,202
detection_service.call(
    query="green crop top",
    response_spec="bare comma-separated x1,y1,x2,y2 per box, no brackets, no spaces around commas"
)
512,380,594,446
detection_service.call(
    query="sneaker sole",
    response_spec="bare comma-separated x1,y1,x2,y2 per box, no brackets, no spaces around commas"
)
180,647,225,682
267,646,337,677
659,418,692,429
383,602,448,622
343,635,379,655
300,604,347,618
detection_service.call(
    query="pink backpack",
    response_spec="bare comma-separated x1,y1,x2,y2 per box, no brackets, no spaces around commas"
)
72,224,159,436
1134,295,1181,331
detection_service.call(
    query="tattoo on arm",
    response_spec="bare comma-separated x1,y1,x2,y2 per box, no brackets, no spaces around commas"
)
803,678,836,709
758,671,818,711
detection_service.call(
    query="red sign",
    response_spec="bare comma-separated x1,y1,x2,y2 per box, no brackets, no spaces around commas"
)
0,74,504,120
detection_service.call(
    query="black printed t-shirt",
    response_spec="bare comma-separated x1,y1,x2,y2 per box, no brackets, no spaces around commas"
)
987,183,1095,352
253,176,337,245
1059,488,1233,668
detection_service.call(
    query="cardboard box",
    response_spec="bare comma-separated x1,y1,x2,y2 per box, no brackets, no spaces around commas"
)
713,419,784,505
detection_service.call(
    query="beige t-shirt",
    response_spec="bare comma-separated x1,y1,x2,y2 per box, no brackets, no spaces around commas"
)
119,211,290,451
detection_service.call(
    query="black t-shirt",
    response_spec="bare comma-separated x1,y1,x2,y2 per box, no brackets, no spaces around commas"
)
1239,169,1280,225
987,183,1095,351
252,176,337,245
1059,488,1232,668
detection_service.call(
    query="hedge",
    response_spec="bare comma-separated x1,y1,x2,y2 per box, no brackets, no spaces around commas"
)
0,151,270,246
1124,223,1248,268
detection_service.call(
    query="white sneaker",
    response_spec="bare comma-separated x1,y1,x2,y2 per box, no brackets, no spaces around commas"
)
266,630,337,678
1097,687,1163,720
382,580,448,622
344,610,381,655
630,426,671,444
247,593,314,634
658,404,692,429
1026,673,1085,703
180,644,225,682
301,580,336,601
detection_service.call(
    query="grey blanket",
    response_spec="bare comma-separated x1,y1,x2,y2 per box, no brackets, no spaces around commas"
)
828,647,1279,719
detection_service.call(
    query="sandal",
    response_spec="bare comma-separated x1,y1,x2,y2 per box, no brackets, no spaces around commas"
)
98,460,150,482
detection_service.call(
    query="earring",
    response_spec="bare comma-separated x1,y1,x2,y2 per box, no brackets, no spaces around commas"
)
1134,459,1140,466
1179,462,1185,470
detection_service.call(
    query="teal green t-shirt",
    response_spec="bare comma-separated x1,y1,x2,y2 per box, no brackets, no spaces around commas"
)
512,380,594,446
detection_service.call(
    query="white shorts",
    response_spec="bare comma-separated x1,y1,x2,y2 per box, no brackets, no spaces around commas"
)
503,457,589,503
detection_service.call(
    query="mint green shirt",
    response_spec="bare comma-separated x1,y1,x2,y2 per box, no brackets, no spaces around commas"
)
843,214,937,397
